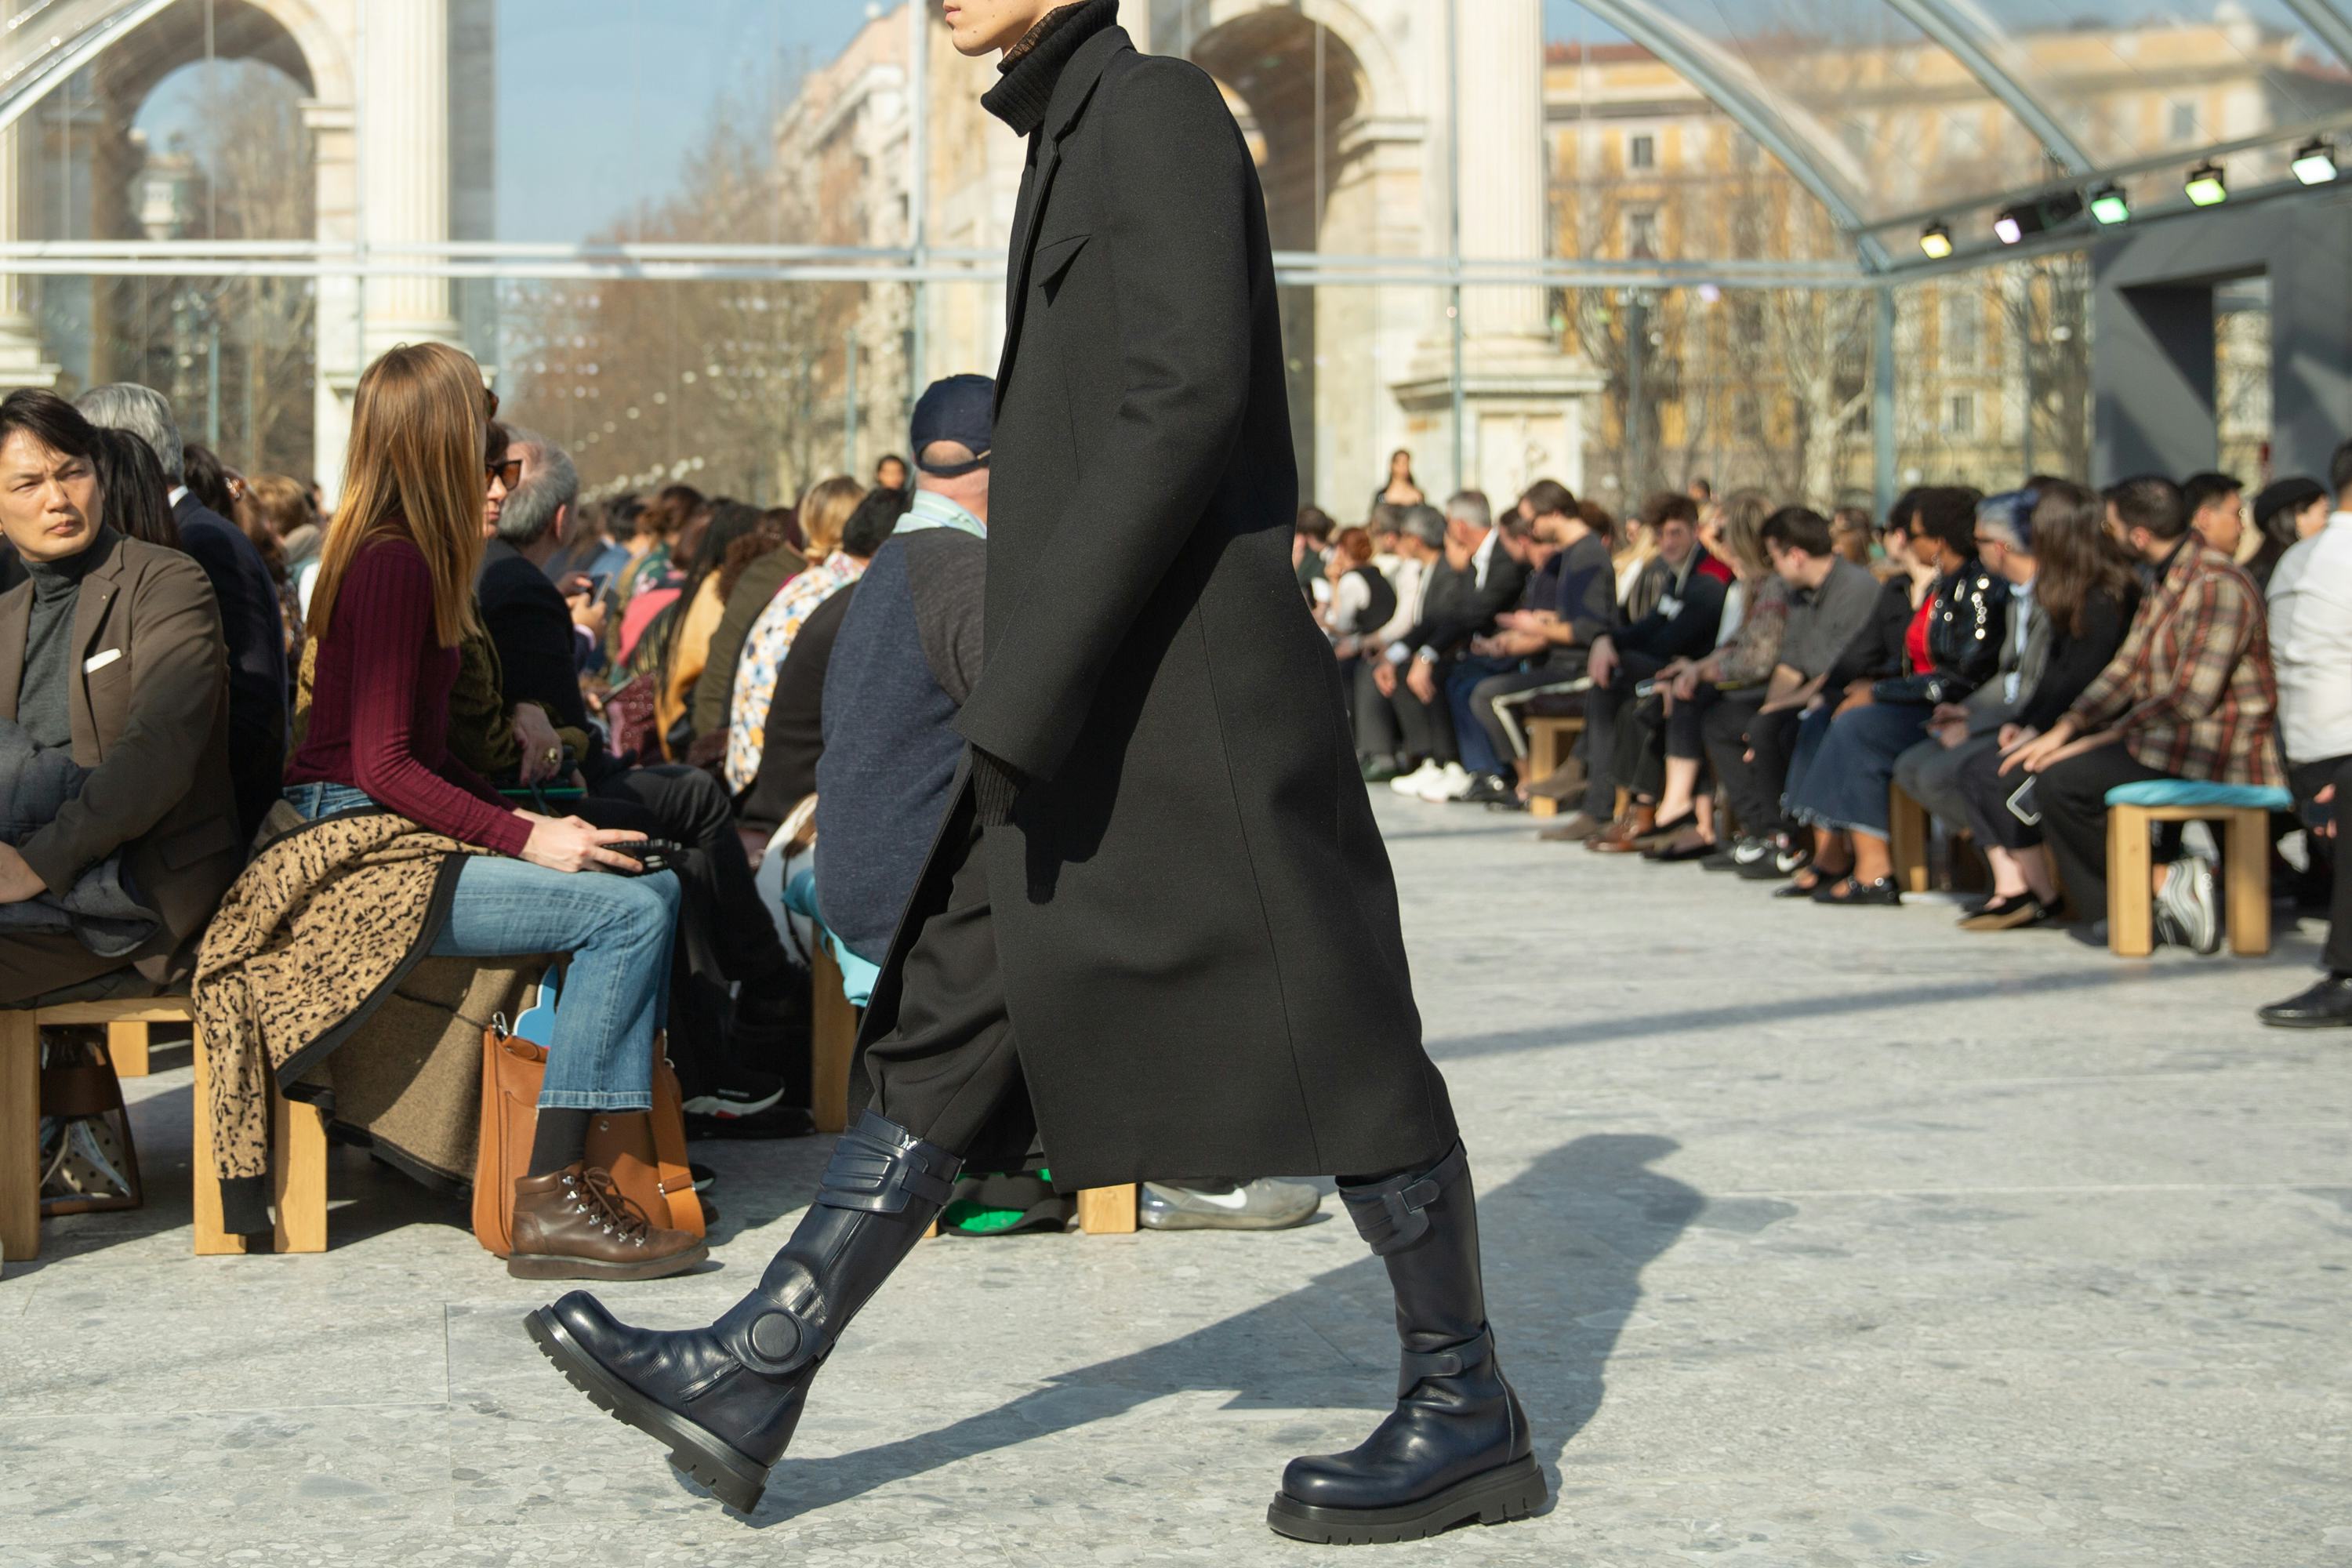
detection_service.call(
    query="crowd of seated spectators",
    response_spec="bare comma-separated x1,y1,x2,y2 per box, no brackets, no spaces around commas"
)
1314,443,2352,1028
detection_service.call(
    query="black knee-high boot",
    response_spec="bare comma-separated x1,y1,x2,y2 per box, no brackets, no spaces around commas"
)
525,1110,959,1512
1269,1141,1545,1544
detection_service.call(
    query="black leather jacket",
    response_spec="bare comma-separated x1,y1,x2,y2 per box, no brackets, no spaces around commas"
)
1871,561,2009,706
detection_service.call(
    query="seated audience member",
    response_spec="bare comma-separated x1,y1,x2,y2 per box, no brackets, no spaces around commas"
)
724,485,899,793
1613,504,1660,615
2007,475,2279,953
691,477,849,742
1951,482,2141,930
655,497,765,743
1465,481,1619,800
2182,470,2245,561
1830,504,1876,568
2257,441,2352,1023
474,423,809,1123
1890,489,2051,855
1705,505,1882,877
1553,493,1729,845
76,383,286,844
873,452,909,493
1777,489,2010,902
0,390,240,1003
1294,505,1336,602
2248,476,2328,593
244,474,315,649
1377,492,1530,800
285,342,702,1279
1353,503,1446,780
814,377,992,965
739,492,909,837
1318,526,1396,659
1627,490,1781,860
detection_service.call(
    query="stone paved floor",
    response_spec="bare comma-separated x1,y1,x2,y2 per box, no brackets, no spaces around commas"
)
5,796,2350,1566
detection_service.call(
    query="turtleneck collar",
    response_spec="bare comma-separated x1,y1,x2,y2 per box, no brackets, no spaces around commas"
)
982,0,1119,137
25,525,114,598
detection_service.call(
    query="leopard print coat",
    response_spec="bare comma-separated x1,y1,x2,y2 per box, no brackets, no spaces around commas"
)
194,804,491,1233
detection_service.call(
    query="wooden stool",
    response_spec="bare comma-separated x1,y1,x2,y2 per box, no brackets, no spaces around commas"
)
1889,784,1933,895
0,997,327,1270
2106,800,2273,958
1522,717,1584,819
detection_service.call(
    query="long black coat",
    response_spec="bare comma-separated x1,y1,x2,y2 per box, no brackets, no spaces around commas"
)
865,25,1454,1188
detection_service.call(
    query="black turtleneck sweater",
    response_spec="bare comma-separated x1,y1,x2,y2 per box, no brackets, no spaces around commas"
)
982,0,1119,136
20,528,113,751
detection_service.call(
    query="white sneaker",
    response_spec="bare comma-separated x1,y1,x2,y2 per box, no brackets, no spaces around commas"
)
1417,761,1473,802
1388,760,1440,797
2158,855,2222,955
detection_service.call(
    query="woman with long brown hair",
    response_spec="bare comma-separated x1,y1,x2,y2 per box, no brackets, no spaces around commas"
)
1955,480,2142,930
284,341,704,1280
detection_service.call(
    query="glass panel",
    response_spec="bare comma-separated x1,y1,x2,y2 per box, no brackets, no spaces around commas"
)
2216,274,2272,485
1979,1,2352,179
1890,252,2091,488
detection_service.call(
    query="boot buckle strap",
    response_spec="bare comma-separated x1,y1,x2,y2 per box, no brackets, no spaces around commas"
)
818,1111,963,1214
1397,1328,1493,1399
1341,1142,1468,1256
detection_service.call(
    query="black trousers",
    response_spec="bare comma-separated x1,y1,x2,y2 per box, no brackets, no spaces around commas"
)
580,762,804,1101
2291,754,2352,974
1352,659,1456,764
861,798,1436,1185
1700,692,1791,840
1956,736,2043,853
1579,652,1668,818
2034,746,2173,921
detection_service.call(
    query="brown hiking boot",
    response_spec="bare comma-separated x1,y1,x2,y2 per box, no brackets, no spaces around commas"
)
508,1163,708,1282
1588,805,1657,853
1537,811,1606,843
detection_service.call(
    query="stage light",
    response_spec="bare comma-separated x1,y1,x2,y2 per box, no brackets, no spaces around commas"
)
1993,190,2083,247
1994,207,2026,245
2089,183,2131,225
2292,137,2338,186
1918,221,1954,260
2185,161,2227,206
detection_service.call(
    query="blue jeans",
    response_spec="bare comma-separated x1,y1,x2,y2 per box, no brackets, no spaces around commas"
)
283,783,680,1111
1444,655,1519,776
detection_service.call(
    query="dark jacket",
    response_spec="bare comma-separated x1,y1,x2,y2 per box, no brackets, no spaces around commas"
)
1391,535,1532,662
476,539,623,783
690,545,806,739
1613,545,1729,664
869,20,1456,1188
1864,561,2009,705
0,528,241,978
818,527,986,963
173,492,285,842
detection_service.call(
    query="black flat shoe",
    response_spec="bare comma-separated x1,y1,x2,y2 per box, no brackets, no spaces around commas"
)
1630,811,1695,849
1815,876,1901,906
1958,894,2052,931
2258,975,2352,1029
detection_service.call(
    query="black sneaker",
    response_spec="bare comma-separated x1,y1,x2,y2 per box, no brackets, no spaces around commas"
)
1458,772,1518,808
1735,837,1801,880
1700,846,1740,871
684,1102,817,1142
2259,975,2352,1029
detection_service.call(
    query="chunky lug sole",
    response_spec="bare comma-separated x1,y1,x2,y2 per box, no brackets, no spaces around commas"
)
524,1308,770,1512
1266,1454,1545,1546
505,1241,708,1281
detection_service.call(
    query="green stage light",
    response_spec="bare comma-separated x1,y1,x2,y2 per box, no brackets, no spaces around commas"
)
2293,138,2338,187
2089,183,2130,225
2185,161,2227,207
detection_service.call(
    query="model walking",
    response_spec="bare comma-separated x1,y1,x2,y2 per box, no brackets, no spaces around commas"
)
527,0,1542,1544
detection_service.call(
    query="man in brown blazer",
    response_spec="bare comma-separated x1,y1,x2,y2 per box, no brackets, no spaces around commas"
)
0,389,241,1003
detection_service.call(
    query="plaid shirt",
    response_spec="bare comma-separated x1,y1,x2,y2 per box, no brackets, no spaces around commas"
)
2066,538,2279,786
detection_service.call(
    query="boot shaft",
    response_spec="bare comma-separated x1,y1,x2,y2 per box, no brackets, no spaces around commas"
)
1338,1142,1488,1351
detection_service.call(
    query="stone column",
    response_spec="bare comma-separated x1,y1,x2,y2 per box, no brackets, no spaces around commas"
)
1454,0,1547,341
0,2,57,391
361,0,461,361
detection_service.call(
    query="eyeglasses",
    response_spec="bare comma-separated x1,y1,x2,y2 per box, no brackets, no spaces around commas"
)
1973,533,2005,550
487,458,522,490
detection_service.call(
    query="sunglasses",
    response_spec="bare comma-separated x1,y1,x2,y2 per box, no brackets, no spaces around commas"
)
487,458,522,490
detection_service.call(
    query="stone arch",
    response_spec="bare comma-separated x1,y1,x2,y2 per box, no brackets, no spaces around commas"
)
1175,1,1404,509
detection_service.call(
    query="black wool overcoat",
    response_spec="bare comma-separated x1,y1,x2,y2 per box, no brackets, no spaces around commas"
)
863,26,1457,1189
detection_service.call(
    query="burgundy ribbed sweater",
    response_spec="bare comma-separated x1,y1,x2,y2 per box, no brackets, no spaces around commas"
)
285,533,533,857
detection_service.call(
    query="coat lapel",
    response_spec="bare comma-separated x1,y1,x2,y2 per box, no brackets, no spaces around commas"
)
993,27,1125,416
67,534,125,761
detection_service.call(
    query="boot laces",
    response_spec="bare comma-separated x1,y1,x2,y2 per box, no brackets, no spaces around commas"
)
562,1167,658,1248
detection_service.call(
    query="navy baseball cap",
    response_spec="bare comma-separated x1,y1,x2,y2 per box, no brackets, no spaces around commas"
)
910,374,995,477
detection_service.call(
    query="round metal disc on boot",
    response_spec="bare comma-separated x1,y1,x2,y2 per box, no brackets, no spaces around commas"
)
746,1311,804,1368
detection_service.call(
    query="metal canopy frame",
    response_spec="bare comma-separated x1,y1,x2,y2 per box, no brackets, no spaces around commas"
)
0,0,2348,289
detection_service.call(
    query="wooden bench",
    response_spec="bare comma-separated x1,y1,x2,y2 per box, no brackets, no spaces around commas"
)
1889,784,1933,895
2107,795,2275,959
810,940,1135,1235
1522,716,1585,819
0,996,328,1272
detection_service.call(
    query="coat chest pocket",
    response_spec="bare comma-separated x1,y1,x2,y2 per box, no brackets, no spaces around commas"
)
1034,230,1090,302
86,653,132,742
